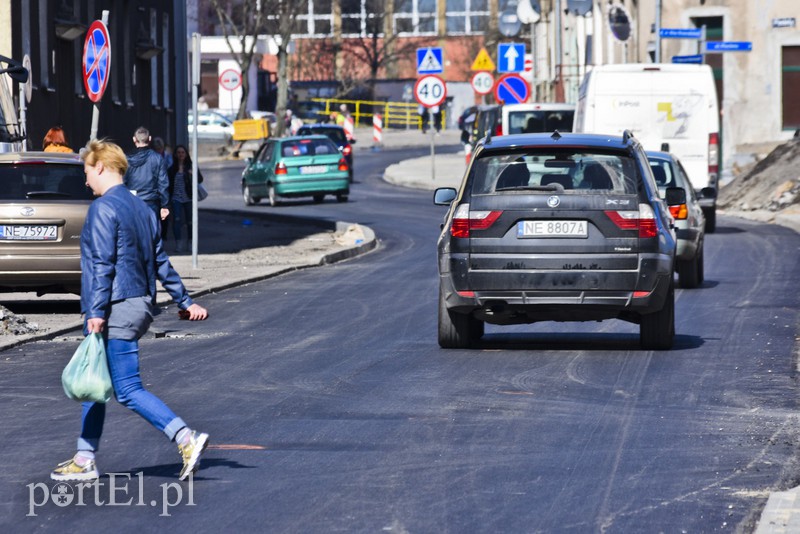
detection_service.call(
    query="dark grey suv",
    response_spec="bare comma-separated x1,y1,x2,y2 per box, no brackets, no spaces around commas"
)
434,131,685,350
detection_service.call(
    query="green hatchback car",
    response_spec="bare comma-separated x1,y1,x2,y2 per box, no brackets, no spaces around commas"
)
242,135,350,206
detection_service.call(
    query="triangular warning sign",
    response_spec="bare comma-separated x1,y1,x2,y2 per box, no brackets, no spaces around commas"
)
471,48,496,71
419,49,443,72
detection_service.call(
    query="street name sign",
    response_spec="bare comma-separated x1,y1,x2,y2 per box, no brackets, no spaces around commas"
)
494,73,529,104
82,20,111,103
672,54,703,64
498,43,526,73
660,28,703,39
416,47,444,75
414,74,447,108
705,41,752,53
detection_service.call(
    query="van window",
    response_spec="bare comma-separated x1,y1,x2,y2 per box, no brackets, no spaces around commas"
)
508,110,575,134
470,149,638,195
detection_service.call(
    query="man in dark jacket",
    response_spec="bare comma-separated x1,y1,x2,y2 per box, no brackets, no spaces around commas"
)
124,126,170,222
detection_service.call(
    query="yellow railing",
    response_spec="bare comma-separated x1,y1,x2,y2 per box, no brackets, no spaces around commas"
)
307,98,446,130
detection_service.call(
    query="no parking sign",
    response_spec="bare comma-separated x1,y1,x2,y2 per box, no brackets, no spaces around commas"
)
82,20,111,103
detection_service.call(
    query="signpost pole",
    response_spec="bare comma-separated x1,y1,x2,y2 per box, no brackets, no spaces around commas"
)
655,0,662,63
89,10,109,141
191,33,201,269
430,108,436,181
18,85,26,152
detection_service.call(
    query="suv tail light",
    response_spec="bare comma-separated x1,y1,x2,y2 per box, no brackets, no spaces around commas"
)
669,203,688,220
338,158,349,172
605,204,658,238
275,162,287,175
708,132,719,177
451,204,503,238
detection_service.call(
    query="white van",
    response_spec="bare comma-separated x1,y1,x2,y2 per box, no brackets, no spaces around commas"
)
502,103,575,136
573,64,720,231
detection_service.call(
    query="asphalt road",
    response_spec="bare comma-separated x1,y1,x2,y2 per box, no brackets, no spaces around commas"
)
1,146,799,533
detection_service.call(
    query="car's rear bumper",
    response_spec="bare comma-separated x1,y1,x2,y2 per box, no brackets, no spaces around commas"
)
440,251,673,324
274,175,349,196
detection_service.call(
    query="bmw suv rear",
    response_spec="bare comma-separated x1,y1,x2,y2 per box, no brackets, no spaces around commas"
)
434,131,683,349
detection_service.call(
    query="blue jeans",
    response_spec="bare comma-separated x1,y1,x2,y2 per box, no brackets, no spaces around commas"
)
78,339,186,451
171,199,192,242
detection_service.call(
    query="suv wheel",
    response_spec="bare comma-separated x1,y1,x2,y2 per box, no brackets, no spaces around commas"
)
678,252,701,289
704,208,716,233
438,286,480,348
242,184,259,206
640,280,675,350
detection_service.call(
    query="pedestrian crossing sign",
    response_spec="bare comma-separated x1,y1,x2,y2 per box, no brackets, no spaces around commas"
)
471,48,496,71
417,47,444,75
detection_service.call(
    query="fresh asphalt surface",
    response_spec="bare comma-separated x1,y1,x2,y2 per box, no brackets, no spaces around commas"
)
1,146,799,532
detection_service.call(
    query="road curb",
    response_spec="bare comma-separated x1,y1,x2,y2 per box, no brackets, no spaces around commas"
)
0,216,377,351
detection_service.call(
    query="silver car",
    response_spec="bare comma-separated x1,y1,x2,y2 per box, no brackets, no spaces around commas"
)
647,151,705,289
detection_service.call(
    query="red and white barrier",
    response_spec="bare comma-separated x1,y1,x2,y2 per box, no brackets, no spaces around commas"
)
373,114,383,145
344,116,355,140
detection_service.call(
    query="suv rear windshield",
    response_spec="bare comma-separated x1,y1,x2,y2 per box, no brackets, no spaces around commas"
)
280,138,339,157
0,164,93,200
470,149,639,195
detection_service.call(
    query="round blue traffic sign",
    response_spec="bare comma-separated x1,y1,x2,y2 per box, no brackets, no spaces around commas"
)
83,20,111,103
493,73,529,104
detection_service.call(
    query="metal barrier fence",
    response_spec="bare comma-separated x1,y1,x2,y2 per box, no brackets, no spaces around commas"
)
307,98,446,131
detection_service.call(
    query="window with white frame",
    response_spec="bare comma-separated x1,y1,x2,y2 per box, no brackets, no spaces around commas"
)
297,0,333,36
341,0,384,36
394,0,438,35
445,0,489,34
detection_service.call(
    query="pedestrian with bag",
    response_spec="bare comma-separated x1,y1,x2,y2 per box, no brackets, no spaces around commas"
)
51,138,210,482
167,145,203,252
124,126,170,224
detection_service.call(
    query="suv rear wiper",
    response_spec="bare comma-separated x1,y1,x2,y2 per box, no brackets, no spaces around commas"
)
25,191,73,198
496,184,560,192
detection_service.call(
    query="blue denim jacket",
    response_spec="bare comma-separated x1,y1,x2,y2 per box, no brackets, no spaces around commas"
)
80,184,193,320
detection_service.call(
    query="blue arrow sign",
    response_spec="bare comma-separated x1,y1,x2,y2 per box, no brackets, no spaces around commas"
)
498,43,526,73
660,28,703,39
494,74,529,104
672,54,703,64
705,41,752,53
417,47,444,74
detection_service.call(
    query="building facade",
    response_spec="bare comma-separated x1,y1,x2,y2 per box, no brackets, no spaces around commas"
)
5,0,188,152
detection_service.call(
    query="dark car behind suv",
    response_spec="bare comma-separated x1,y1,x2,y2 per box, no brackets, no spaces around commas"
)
297,124,355,182
434,131,684,350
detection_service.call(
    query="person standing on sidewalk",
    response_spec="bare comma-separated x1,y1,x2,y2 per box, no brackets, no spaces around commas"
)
124,127,170,224
51,138,210,482
42,126,74,153
167,145,203,252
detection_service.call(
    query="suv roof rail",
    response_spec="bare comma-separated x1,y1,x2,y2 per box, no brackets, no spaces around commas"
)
622,129,634,144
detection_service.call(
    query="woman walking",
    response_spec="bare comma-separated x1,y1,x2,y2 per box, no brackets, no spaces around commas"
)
51,139,209,482
167,145,203,252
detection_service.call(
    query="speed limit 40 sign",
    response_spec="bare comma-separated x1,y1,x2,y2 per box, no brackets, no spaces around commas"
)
414,74,447,108
471,71,494,95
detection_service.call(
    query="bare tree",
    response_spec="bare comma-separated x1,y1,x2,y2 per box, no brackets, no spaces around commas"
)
264,0,307,136
208,0,264,119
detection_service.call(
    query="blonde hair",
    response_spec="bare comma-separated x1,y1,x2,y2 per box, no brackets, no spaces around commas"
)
81,139,129,175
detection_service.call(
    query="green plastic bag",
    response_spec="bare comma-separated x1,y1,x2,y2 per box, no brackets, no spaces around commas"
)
61,333,113,403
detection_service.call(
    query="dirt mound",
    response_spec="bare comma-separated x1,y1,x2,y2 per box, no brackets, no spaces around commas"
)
719,137,800,212
0,305,39,335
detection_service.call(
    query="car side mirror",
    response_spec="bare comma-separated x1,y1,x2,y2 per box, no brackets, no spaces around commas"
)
700,186,717,199
665,187,686,206
434,187,457,205
349,139,356,144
